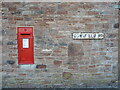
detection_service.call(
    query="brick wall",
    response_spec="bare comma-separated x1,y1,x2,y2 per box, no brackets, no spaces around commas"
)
0,2,2,89
2,2,119,88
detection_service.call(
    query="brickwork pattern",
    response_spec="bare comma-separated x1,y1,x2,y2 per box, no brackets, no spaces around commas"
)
2,2,119,88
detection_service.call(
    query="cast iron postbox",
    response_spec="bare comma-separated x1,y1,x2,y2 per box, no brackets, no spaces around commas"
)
17,27,34,64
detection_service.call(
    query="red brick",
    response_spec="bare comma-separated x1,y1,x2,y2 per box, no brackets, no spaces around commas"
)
89,65,96,68
8,21,16,24
14,17,23,20
44,8,55,14
91,53,98,55
59,46,67,49
92,73,101,75
105,65,111,67
53,50,61,53
19,73,26,76
57,10,68,14
101,18,108,21
87,11,99,15
85,24,94,29
82,18,92,22
9,7,16,11
54,60,62,66
104,15,113,18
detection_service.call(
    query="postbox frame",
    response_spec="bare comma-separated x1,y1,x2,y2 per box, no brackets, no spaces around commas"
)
17,26,34,64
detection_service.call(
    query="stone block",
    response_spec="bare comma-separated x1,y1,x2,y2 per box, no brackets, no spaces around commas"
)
85,24,94,29
9,54,17,57
36,65,47,69
11,11,21,15
22,11,32,15
33,10,44,14
114,23,119,28
68,43,84,65
6,60,15,65
68,43,84,57
24,17,31,21
7,41,16,45
106,43,114,47
62,72,73,80
85,4,94,9
104,65,112,72
107,33,117,38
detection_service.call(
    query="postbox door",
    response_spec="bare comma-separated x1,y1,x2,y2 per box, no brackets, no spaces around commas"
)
18,38,34,64
19,38,34,64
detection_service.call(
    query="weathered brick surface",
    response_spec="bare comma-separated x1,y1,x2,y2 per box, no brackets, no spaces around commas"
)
2,2,119,88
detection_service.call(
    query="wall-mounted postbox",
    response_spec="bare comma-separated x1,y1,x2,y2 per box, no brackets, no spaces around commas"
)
17,27,34,64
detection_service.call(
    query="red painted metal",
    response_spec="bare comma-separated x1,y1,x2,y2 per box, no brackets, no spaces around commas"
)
17,27,34,64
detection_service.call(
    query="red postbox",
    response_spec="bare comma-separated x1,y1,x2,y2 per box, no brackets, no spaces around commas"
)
17,27,34,64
